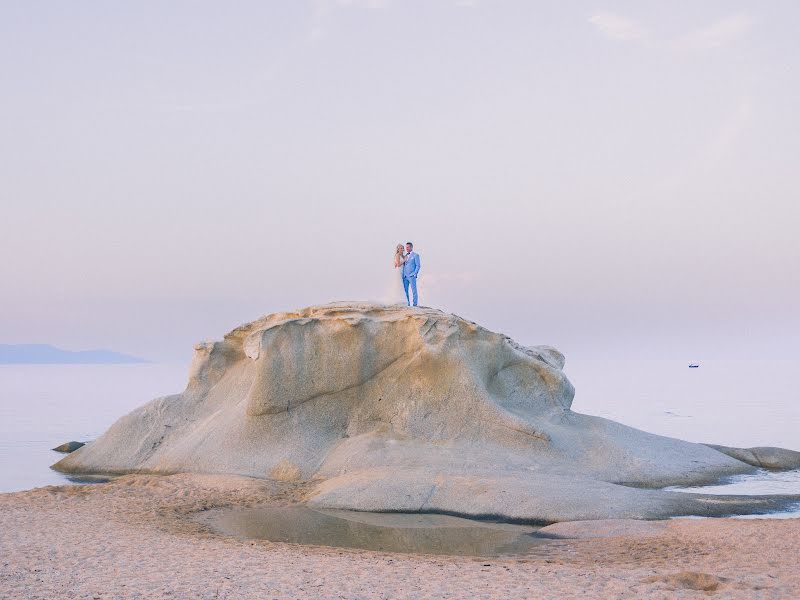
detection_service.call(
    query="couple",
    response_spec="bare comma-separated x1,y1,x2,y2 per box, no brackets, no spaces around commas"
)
393,242,421,307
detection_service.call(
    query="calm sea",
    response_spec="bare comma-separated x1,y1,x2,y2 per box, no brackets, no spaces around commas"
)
0,362,188,493
0,359,798,494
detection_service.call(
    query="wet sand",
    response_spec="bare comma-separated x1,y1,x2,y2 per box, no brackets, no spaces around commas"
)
2,473,799,598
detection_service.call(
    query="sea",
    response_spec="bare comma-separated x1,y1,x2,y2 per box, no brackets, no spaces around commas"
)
0,359,798,498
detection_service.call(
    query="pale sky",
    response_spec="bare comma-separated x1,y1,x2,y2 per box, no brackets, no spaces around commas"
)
1,1,798,361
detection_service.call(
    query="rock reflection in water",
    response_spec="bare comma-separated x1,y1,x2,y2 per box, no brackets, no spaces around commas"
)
204,506,548,557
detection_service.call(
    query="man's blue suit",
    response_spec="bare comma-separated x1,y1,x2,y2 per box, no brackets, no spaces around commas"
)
402,251,420,306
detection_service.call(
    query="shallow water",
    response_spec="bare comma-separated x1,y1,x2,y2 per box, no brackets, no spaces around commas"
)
201,506,548,557
0,359,798,495
666,469,800,518
667,469,800,496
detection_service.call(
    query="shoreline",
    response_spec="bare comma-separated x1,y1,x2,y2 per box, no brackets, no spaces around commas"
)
2,473,799,598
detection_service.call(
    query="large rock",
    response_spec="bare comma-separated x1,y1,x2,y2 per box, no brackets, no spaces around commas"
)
53,303,800,522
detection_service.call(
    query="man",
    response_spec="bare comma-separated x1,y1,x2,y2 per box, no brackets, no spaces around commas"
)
402,242,420,307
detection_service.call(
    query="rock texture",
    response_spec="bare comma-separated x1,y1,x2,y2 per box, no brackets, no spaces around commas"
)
53,303,800,522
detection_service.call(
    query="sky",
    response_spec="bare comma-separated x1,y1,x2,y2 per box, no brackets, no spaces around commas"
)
1,1,798,362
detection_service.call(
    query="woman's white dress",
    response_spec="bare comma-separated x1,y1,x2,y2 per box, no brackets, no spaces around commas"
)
392,265,408,304
389,263,406,304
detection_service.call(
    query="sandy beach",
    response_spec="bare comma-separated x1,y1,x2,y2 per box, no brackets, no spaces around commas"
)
2,473,798,599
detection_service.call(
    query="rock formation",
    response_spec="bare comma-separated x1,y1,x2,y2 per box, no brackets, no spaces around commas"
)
53,303,800,522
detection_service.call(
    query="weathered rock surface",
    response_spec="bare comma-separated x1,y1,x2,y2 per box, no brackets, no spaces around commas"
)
53,303,800,522
52,441,86,453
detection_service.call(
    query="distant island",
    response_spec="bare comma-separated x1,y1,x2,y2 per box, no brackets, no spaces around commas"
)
0,344,147,364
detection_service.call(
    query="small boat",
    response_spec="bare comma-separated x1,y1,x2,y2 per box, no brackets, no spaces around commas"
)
688,363,699,368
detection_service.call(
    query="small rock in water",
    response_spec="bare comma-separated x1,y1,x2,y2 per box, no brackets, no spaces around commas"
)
706,444,800,470
52,441,86,453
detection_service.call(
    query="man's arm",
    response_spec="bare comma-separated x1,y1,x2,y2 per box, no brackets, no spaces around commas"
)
413,254,420,276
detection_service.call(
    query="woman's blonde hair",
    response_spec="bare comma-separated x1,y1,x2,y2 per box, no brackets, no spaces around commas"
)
395,244,405,255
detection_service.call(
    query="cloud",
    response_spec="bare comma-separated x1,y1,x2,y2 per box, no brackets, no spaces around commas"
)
310,0,390,41
700,98,753,164
659,97,754,190
588,12,647,42
423,271,479,288
335,0,390,7
672,14,754,50
588,12,753,52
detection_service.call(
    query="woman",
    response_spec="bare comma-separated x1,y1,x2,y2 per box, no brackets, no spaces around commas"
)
390,244,407,304
394,244,406,268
